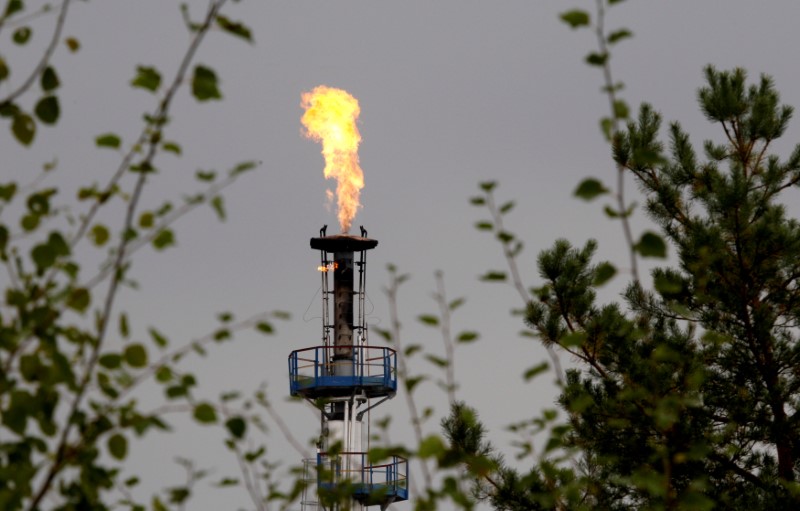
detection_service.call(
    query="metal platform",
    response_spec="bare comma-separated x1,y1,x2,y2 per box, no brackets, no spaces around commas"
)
317,453,408,506
289,346,397,399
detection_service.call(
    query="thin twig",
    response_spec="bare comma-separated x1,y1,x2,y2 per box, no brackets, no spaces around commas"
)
0,0,71,106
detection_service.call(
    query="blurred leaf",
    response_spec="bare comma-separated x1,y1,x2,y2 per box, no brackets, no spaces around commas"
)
480,271,507,282
469,196,485,206
425,354,448,368
67,288,90,312
12,111,35,145
192,65,221,101
119,313,130,338
405,344,422,356
131,65,161,92
479,181,497,192
475,221,493,231
585,52,609,66
593,261,617,286
162,141,181,155
406,376,425,393
12,26,31,44
99,353,122,369
256,321,273,334
108,433,128,460
613,99,629,119
457,331,479,343
41,66,60,91
216,15,252,42
155,366,172,382
196,170,216,182
575,178,609,201
96,133,121,149
194,403,217,424
449,297,465,310
524,362,549,381
418,314,439,326
211,195,225,221
34,95,59,124
124,344,148,368
560,10,590,28
149,328,168,347
229,160,257,176
139,212,154,228
0,56,8,82
152,229,175,250
65,37,80,52
90,224,110,246
608,28,633,44
634,231,667,258
0,182,17,202
418,435,446,459
4,0,23,17
225,417,246,439
499,201,515,214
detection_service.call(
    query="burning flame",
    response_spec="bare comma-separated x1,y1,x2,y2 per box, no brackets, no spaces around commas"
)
301,85,364,234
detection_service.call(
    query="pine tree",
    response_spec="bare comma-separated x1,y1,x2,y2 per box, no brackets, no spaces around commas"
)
445,67,800,510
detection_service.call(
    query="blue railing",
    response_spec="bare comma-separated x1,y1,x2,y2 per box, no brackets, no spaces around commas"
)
317,452,408,502
288,345,397,397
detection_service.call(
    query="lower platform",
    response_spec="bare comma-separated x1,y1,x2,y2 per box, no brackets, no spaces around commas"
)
317,452,408,506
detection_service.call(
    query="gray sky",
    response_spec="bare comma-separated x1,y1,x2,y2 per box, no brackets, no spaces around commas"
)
3,1,800,509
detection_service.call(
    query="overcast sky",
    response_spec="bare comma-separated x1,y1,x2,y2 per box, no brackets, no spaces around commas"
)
4,1,800,509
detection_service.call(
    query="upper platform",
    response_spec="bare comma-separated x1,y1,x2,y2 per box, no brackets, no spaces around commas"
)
289,345,397,399
310,234,378,253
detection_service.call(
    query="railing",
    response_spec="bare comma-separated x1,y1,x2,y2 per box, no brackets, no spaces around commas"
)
317,452,408,502
288,346,397,397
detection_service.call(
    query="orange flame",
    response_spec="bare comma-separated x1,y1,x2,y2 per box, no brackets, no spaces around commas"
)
301,85,364,234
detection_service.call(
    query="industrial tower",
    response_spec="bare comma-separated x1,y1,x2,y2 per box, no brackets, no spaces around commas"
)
289,228,408,510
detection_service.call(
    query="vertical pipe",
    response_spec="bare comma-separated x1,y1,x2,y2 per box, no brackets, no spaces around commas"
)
333,250,354,376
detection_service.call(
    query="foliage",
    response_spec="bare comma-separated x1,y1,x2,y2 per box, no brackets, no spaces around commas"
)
0,1,288,510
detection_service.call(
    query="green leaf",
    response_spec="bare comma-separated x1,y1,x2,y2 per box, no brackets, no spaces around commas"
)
479,181,497,192
124,343,148,368
469,196,485,206
593,262,617,286
12,111,35,145
634,231,667,258
448,297,465,310
131,65,161,92
90,224,110,246
613,99,629,119
41,66,60,91
216,15,252,42
193,403,217,424
499,201,515,214
196,170,216,182
229,161,257,176
418,435,446,459
108,433,128,460
34,95,59,124
12,26,31,45
139,211,154,228
211,195,225,221
152,229,175,250
425,354,448,368
149,328,169,348
585,52,609,66
574,178,609,201
475,221,493,231
255,321,273,334
524,361,549,381
31,244,55,272
96,133,121,149
457,331,479,343
192,65,221,101
405,344,422,356
225,417,246,439
418,314,439,326
0,182,17,202
480,271,507,282
608,28,633,44
67,288,91,313
162,141,182,155
99,353,122,369
560,9,590,28
65,37,80,52
4,0,22,17
119,313,130,338
0,56,8,82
